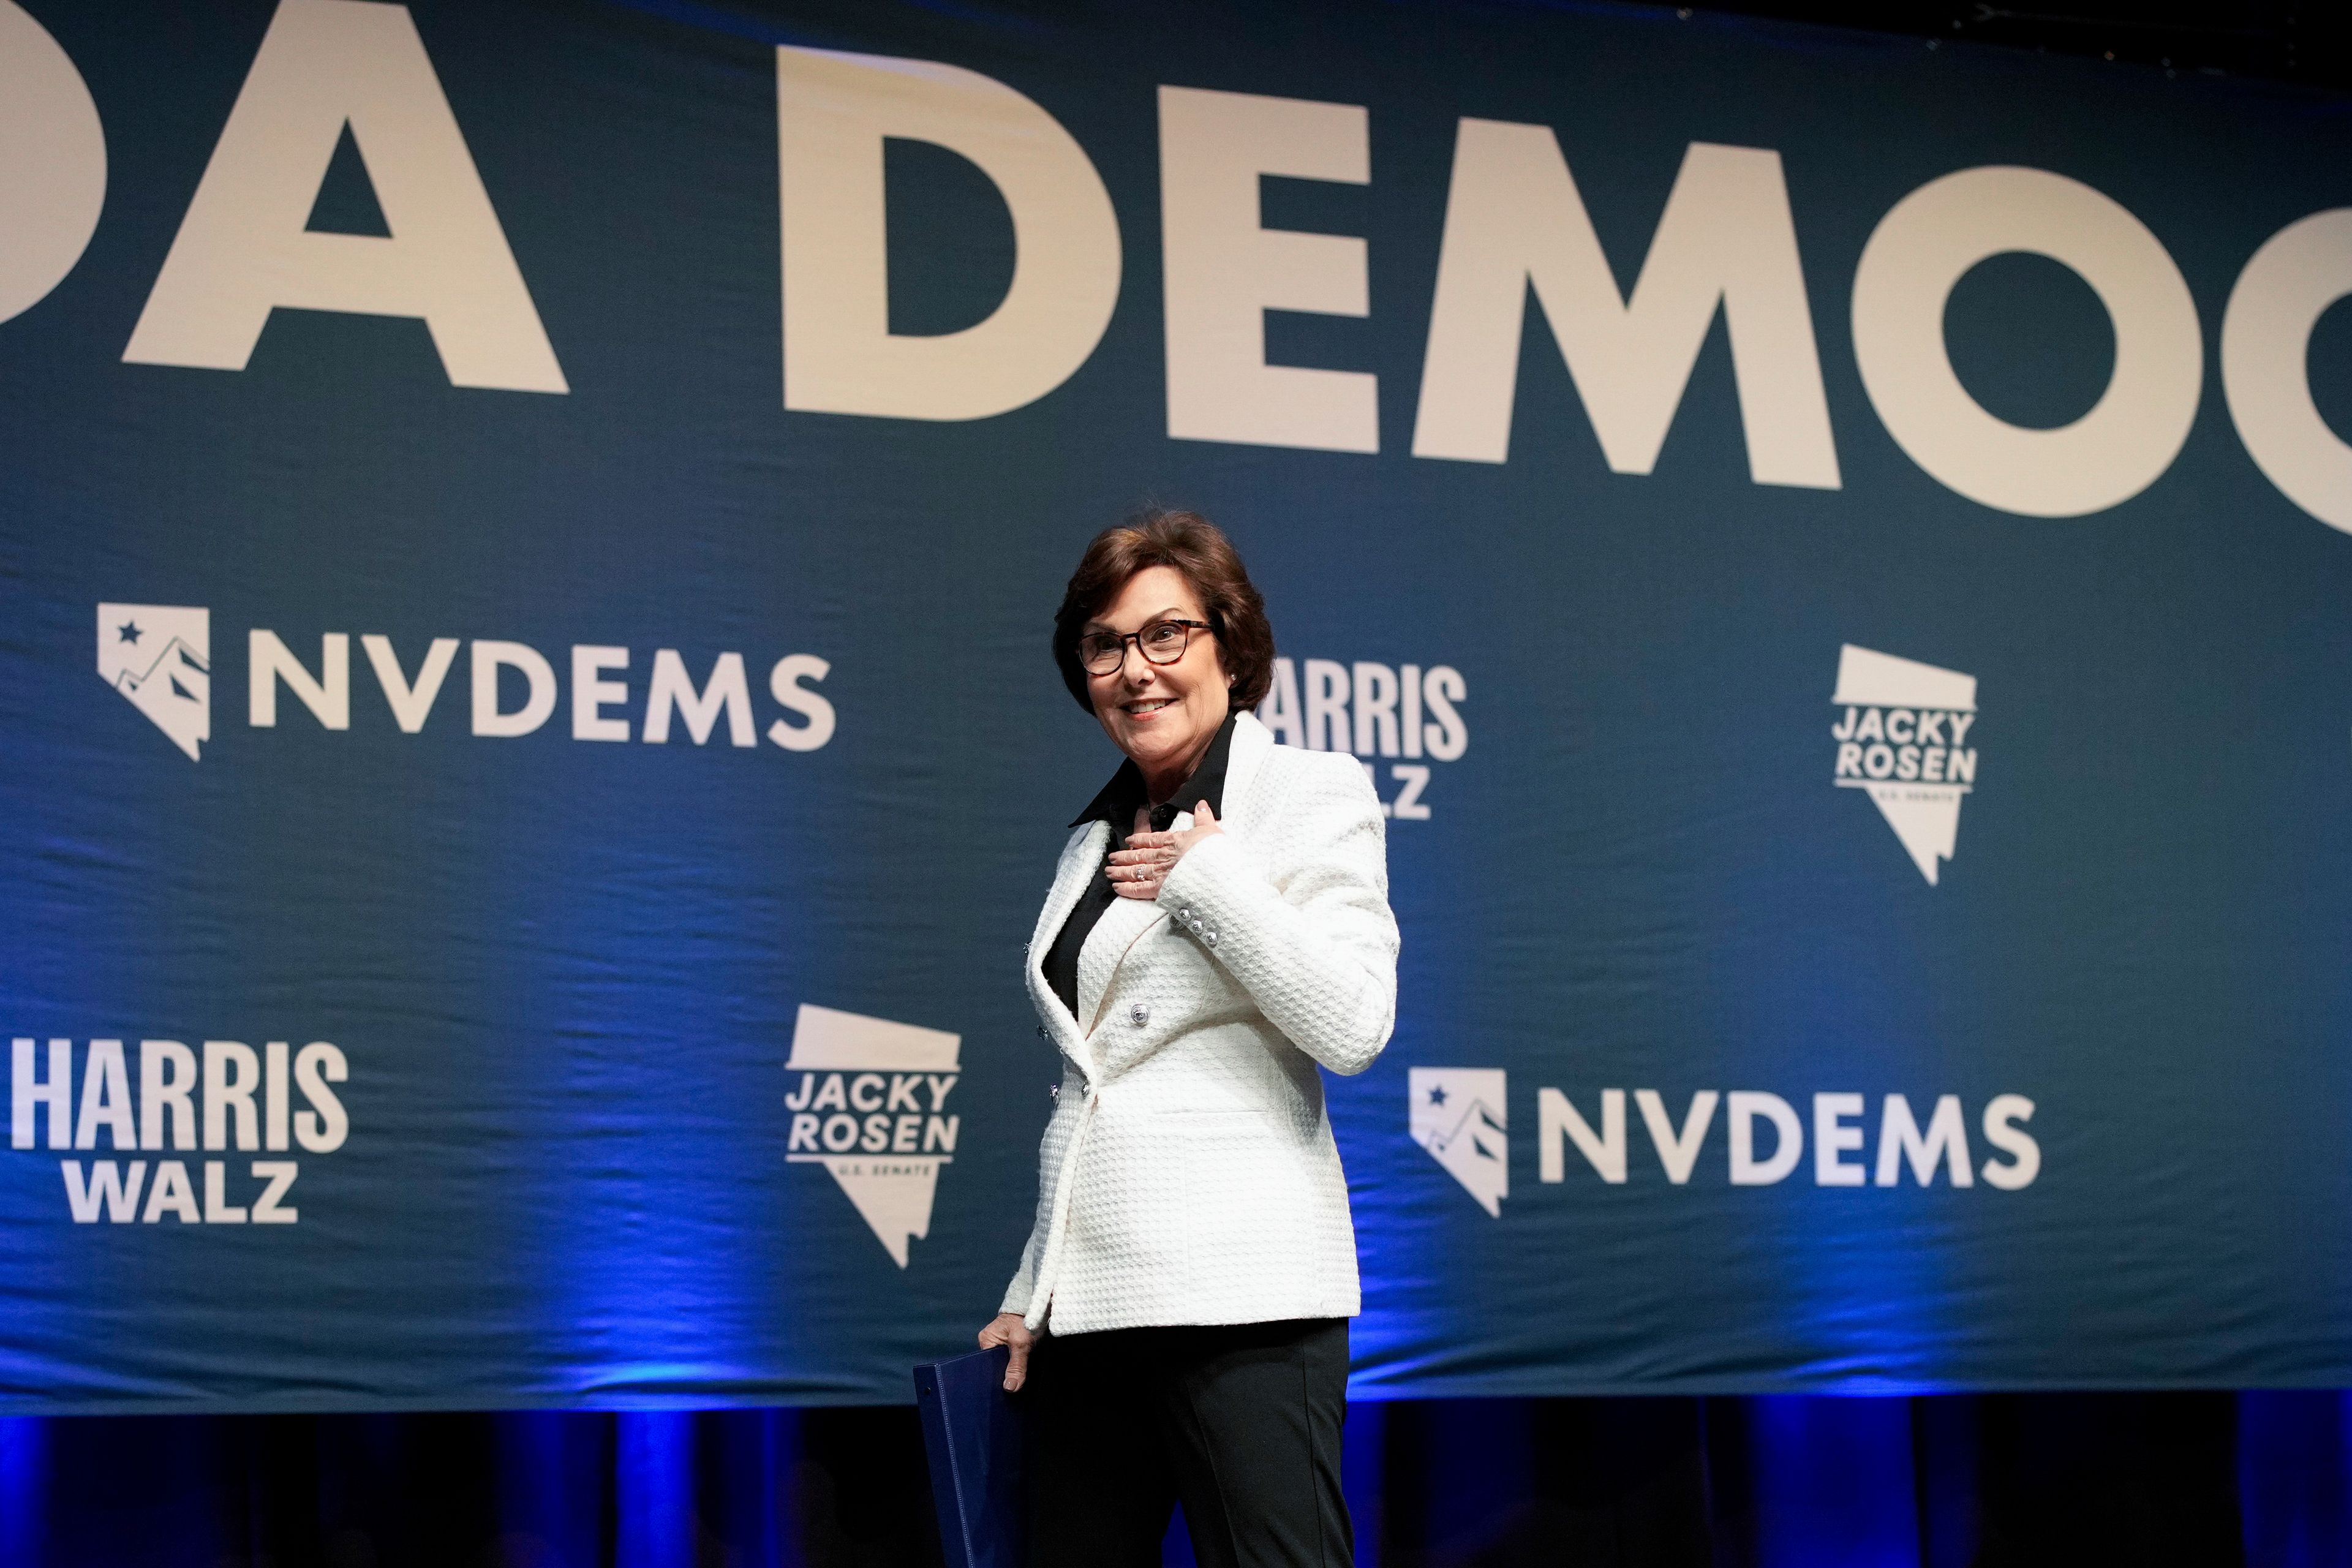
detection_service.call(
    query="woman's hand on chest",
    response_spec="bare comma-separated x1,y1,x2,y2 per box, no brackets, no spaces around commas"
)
1104,800,1223,901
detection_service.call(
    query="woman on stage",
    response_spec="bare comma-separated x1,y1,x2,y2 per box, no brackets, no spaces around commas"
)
978,510,1400,1568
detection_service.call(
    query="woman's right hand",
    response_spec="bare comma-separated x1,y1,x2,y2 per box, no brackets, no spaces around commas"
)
976,1312,1036,1391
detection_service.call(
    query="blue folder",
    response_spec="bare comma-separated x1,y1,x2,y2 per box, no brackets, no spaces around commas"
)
913,1345,1028,1568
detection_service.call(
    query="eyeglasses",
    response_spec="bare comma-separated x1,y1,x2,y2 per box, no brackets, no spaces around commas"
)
1076,619,1212,676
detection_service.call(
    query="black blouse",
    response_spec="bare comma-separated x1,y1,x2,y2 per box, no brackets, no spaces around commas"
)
1042,712,1236,1019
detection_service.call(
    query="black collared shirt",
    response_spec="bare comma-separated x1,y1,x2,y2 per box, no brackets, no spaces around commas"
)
1042,712,1236,1020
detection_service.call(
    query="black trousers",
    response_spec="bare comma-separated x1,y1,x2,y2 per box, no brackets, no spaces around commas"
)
1025,1317,1353,1568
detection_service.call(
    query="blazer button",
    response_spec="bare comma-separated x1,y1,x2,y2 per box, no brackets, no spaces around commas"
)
1036,1024,1048,1038
1049,1083,1060,1102
1129,1001,1150,1028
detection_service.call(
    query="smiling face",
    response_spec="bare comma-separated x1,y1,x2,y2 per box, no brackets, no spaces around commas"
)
1085,564,1232,793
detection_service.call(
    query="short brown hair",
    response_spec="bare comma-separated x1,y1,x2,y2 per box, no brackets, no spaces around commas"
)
1053,510,1275,713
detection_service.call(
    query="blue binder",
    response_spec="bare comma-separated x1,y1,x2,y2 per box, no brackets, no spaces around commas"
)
913,1345,1028,1568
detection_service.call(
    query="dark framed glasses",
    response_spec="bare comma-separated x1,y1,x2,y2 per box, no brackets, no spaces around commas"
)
1077,618,1212,676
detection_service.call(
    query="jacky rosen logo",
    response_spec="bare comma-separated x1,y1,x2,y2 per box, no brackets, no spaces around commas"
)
784,1005,962,1268
1830,644,1979,885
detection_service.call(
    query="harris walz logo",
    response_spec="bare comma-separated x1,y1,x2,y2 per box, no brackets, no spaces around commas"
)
1410,1067,1507,1217
1256,655,1466,822
100,604,210,761
12,1036,350,1224
784,1005,962,1268
1830,645,1978,885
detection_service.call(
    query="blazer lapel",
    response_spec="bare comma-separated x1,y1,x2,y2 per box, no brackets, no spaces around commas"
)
1080,898,1170,1038
1218,710,1273,847
1027,822,1107,1061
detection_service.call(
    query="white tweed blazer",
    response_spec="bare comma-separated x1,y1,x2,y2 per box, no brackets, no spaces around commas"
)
1001,710,1399,1335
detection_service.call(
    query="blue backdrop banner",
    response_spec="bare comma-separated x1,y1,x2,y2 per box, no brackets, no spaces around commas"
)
5,0,2352,1412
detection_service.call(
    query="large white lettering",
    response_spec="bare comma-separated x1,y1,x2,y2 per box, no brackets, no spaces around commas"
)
293,1042,349,1154
1635,1090,1718,1185
202,1041,262,1153
776,45,1120,420
1159,86,1375,453
0,2,107,326
571,644,631,742
14,1038,346,1224
11,1038,69,1150
1874,1093,1973,1187
2223,209,2352,537
1812,1091,1866,1186
140,1041,197,1152
1727,1091,1803,1185
123,0,567,391
1534,1086,2034,1189
73,1040,137,1151
1413,129,1838,486
767,654,837,752
250,630,350,729
644,649,755,747
470,639,557,737
1851,165,2200,518
1537,1087,1625,1183
1980,1093,2040,1189
363,635,459,733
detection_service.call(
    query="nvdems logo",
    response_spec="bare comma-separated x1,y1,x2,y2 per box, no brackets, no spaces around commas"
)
1412,1071,2042,1207
1830,644,1979,884
94,601,834,761
1410,1067,1507,1216
783,1005,962,1268
99,604,211,761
